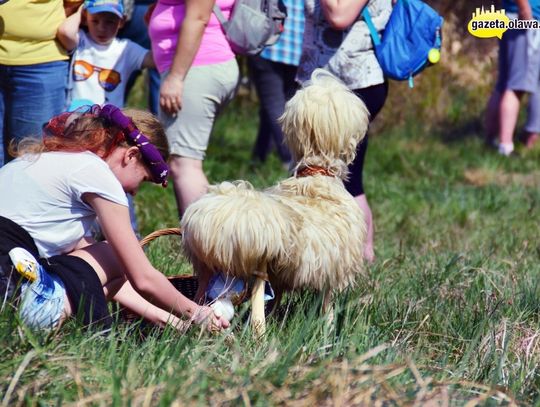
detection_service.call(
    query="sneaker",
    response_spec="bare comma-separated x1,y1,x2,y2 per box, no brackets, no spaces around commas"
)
8,247,39,282
497,142,514,156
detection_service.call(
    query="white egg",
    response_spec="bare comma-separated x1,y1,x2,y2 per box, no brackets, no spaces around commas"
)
211,298,235,321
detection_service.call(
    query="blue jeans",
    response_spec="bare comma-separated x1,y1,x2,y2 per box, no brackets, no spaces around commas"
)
0,60,68,167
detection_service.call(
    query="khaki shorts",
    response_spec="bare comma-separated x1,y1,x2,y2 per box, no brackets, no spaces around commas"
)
159,59,240,160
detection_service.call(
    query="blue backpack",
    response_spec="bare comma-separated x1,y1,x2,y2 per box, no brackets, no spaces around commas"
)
362,0,443,87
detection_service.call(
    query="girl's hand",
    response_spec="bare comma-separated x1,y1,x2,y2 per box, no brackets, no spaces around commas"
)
191,305,230,332
160,73,184,115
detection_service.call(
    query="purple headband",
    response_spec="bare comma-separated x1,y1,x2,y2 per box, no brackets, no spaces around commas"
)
99,104,169,187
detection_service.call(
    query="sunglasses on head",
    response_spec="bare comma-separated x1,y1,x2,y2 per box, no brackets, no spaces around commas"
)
73,60,121,92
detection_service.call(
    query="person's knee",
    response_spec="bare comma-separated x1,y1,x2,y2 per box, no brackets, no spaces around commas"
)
169,156,204,178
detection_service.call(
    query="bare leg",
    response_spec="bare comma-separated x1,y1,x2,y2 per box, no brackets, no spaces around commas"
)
354,193,374,263
58,293,73,327
524,132,539,148
524,86,540,148
499,89,524,146
169,155,209,216
70,242,125,292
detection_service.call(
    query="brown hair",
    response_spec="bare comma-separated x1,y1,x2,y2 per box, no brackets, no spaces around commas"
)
10,108,169,163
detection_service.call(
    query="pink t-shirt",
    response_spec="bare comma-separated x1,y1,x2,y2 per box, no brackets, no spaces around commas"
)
149,0,236,73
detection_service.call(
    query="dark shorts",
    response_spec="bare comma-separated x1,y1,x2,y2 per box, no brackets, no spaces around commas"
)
0,216,111,328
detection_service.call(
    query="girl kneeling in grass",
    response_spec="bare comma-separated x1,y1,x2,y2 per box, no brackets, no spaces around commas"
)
0,105,229,332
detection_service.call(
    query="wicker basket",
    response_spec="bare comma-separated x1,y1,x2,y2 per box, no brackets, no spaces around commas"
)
138,227,199,299
121,227,253,323
128,229,277,336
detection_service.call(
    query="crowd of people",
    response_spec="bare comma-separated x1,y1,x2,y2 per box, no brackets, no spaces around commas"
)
0,0,537,334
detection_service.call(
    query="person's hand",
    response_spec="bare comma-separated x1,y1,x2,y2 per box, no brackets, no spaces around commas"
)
160,73,184,115
191,305,230,332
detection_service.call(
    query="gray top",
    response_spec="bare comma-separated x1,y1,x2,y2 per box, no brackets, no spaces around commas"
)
297,0,392,89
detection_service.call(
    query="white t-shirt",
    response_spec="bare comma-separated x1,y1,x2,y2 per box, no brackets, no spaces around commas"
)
69,31,148,107
0,151,128,257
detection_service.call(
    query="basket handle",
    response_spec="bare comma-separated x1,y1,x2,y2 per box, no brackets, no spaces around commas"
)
139,227,182,247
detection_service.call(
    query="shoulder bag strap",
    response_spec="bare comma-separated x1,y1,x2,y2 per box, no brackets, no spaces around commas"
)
213,4,229,28
361,6,381,46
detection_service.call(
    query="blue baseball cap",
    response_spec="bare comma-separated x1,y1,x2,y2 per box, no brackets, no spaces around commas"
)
84,0,124,18
67,99,95,112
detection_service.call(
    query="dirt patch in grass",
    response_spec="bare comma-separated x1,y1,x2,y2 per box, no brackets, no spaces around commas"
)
463,168,540,188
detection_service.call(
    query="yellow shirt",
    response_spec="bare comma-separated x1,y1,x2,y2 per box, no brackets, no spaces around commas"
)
0,0,68,65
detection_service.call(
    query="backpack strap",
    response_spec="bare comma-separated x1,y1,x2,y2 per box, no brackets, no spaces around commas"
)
213,4,228,29
361,7,381,46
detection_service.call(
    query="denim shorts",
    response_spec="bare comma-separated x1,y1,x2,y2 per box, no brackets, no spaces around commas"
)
19,266,66,330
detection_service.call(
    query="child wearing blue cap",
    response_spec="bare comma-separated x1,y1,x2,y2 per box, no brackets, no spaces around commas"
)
57,0,155,109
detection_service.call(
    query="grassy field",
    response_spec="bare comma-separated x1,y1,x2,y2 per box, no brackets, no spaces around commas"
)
1,70,540,405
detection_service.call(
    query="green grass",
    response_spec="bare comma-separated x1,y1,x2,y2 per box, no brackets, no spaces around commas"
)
2,79,540,405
